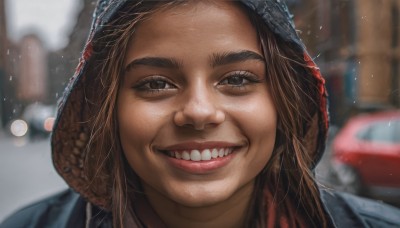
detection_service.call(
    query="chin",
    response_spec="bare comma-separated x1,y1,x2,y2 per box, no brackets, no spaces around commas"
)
172,190,232,207
159,179,254,208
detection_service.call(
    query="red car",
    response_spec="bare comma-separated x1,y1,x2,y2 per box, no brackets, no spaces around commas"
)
332,110,400,196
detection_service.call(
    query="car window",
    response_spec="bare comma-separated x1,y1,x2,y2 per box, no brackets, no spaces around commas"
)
356,120,400,144
393,121,400,143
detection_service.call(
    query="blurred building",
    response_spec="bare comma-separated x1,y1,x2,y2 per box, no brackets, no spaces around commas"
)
1,0,45,128
0,0,95,129
1,43,21,126
0,0,6,127
47,0,96,104
355,0,400,108
2,0,399,128
291,0,400,125
0,0,12,128
18,34,48,102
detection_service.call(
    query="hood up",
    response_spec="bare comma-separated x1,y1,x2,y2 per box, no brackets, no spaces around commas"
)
51,0,328,209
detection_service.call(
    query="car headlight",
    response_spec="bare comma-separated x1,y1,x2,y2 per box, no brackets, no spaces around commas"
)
10,119,29,137
43,117,55,132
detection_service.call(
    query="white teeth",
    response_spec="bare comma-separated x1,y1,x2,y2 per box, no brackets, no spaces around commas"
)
224,149,228,156
218,148,224,157
201,149,211,161
190,150,201,161
169,148,234,161
182,151,190,160
211,148,219,158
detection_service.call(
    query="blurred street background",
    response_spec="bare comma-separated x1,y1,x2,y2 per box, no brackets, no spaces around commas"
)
1,0,400,223
0,134,66,222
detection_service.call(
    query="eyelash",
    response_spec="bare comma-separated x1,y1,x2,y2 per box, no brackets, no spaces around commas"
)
132,76,176,93
132,71,262,94
218,71,262,88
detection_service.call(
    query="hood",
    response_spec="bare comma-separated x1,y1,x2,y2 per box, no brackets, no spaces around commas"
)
51,0,328,209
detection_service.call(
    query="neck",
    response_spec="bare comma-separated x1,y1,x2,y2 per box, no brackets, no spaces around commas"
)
139,182,254,228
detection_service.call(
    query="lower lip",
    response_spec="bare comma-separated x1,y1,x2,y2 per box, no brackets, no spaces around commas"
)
163,151,236,174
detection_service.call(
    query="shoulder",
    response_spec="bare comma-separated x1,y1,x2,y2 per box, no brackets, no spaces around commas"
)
321,189,400,228
0,189,84,228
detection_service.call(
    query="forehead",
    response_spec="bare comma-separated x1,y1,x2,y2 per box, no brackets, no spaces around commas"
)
144,1,251,28
126,1,261,62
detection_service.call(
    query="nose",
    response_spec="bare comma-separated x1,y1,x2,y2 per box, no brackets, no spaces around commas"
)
173,88,225,130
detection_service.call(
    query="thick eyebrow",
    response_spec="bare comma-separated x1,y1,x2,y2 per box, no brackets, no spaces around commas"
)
211,50,265,67
125,57,181,72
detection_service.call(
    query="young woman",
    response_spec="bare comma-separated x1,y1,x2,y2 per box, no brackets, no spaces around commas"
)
2,0,400,227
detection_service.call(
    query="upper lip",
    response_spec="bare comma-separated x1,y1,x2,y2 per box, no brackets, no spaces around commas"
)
157,141,242,151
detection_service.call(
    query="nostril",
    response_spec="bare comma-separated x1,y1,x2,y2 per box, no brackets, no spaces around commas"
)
193,122,206,131
173,108,225,130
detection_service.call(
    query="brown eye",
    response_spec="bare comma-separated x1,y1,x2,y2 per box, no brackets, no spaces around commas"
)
217,71,263,96
149,80,167,89
227,76,246,85
219,71,260,87
133,76,177,93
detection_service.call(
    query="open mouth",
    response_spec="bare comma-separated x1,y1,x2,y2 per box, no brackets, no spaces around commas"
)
162,148,234,161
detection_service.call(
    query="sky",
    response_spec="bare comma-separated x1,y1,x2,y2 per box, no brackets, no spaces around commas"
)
5,0,81,51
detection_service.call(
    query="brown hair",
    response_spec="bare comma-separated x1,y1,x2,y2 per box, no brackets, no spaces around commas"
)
244,6,329,227
82,1,329,227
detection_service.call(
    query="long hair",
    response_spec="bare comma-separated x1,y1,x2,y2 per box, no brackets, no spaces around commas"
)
243,6,329,227
83,1,330,227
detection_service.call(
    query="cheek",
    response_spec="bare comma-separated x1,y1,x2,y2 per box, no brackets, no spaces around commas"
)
226,92,277,165
117,96,169,180
117,95,165,163
228,93,277,139
117,95,168,144
118,104,150,145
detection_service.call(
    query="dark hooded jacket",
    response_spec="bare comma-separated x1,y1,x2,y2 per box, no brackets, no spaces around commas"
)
2,188,400,228
2,0,400,227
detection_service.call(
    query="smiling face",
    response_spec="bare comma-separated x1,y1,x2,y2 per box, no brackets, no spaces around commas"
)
117,1,277,208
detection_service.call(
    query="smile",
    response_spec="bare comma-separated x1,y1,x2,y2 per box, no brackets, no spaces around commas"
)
166,148,234,161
